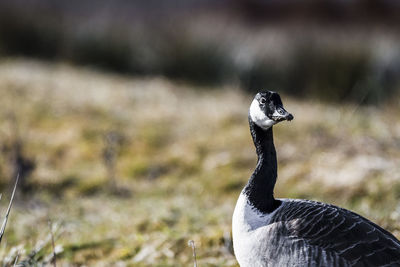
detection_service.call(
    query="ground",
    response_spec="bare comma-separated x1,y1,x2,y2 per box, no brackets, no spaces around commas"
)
0,59,399,266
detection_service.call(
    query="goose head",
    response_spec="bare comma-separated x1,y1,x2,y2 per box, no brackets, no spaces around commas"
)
249,91,293,130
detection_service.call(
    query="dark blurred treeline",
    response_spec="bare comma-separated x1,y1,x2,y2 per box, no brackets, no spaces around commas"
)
1,0,400,104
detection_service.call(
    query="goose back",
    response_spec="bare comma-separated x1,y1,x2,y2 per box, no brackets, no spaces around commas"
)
233,193,400,267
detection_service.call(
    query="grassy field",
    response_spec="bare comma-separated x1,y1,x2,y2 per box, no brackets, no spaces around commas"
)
0,59,399,266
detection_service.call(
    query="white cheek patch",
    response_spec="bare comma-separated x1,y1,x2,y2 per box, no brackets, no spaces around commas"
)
249,99,276,130
271,109,281,117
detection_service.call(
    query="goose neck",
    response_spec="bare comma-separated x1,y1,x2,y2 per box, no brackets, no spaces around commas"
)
244,120,280,213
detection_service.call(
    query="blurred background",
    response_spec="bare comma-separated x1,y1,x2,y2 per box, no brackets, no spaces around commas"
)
0,0,399,266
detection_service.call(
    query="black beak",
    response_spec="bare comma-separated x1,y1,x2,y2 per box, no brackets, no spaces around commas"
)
273,106,294,122
286,113,294,121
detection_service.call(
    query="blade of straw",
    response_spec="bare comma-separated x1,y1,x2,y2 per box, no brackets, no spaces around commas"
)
0,173,19,243
188,240,198,267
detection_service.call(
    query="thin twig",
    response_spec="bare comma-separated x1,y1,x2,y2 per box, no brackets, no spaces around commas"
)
188,240,198,267
13,251,19,267
22,225,63,264
48,220,57,267
0,173,19,243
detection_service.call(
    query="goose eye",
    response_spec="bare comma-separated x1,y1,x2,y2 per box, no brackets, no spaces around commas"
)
259,97,266,105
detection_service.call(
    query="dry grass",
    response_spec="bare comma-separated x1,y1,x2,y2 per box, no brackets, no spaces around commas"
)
0,59,399,266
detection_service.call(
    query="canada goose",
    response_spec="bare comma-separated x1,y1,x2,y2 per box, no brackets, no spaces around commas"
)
232,91,400,267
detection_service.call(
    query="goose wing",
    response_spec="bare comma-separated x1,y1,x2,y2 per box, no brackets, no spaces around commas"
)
274,199,400,266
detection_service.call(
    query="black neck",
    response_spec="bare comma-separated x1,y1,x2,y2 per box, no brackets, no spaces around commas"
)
244,117,281,213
